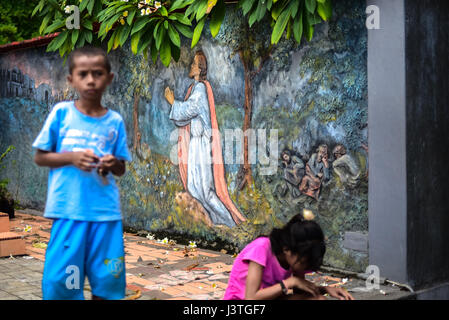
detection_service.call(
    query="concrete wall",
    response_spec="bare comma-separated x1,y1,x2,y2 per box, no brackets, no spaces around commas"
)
368,0,408,284
368,0,449,294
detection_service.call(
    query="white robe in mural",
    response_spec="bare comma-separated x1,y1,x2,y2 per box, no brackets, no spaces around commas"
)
169,81,236,228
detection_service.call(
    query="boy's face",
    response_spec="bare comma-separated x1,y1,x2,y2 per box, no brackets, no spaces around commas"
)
67,55,113,101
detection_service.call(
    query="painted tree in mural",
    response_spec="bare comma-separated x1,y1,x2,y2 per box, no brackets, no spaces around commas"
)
32,0,332,190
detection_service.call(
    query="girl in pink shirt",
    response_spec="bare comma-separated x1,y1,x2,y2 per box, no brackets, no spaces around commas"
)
223,214,354,300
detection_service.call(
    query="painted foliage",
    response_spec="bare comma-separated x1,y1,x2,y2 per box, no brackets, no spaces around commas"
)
0,1,368,271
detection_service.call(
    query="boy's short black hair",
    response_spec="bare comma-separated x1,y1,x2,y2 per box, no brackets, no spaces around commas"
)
68,46,111,75
269,214,326,271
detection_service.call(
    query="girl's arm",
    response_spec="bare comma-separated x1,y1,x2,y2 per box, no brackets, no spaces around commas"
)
245,262,321,300
245,261,285,300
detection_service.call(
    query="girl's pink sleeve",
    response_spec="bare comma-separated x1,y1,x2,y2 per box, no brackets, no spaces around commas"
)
240,238,270,268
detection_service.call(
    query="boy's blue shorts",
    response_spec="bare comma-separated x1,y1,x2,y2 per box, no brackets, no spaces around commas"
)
42,219,126,300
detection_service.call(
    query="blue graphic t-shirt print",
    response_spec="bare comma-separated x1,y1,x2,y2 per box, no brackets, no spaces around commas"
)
32,101,132,222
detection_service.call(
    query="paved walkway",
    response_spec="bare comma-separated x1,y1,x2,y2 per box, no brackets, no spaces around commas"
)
0,211,414,300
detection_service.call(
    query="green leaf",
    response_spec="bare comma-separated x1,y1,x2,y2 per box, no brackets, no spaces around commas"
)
248,9,258,27
137,31,153,54
32,0,45,17
286,17,292,39
293,11,303,44
171,13,192,26
317,0,332,21
39,15,51,35
47,31,68,52
171,42,180,62
256,0,267,21
240,0,256,16
79,0,90,12
87,0,95,15
209,0,225,37
155,25,165,50
271,0,288,21
164,20,169,29
304,14,314,41
168,24,181,47
305,0,316,14
82,20,93,31
150,40,158,64
170,0,195,12
160,39,172,67
127,10,136,25
191,16,206,48
131,32,140,54
271,7,291,44
131,17,153,35
196,0,209,21
290,0,300,18
44,20,65,34
71,29,80,44
174,22,193,38
159,6,169,17
78,31,86,48
85,30,93,44
107,30,117,52
119,25,131,46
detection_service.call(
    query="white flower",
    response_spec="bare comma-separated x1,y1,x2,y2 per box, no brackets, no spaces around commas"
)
24,225,32,232
161,237,169,244
155,1,161,9
64,5,72,14
141,8,146,16
146,8,151,15
146,233,155,240
189,241,197,248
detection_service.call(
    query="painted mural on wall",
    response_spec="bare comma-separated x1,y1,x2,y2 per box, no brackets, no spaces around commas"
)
0,1,368,271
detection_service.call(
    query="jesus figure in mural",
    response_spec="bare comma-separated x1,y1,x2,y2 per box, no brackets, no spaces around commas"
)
164,51,246,228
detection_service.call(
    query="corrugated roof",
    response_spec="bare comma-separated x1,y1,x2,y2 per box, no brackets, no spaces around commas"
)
0,33,60,54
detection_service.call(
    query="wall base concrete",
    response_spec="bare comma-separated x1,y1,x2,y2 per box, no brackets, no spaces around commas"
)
416,283,449,300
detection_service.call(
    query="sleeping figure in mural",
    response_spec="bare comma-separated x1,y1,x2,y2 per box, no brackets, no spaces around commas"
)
332,144,360,188
277,150,305,198
164,51,246,228
299,144,330,200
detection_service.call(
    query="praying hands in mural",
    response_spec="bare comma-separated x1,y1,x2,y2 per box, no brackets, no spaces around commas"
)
164,51,245,228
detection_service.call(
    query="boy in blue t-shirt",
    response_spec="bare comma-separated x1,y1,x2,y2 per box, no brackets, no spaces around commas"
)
32,46,131,300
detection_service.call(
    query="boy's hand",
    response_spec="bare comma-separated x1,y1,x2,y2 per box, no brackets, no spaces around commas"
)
71,150,100,172
98,154,126,176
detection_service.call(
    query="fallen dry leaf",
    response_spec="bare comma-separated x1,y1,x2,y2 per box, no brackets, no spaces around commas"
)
185,263,199,271
125,289,141,300
32,242,48,249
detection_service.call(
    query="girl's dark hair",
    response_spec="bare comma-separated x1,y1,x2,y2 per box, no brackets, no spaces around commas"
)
68,46,111,75
269,214,326,271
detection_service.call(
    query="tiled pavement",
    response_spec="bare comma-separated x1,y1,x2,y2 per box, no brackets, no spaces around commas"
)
0,211,414,300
